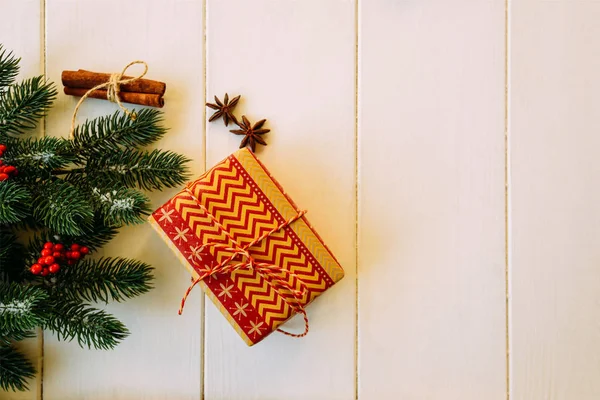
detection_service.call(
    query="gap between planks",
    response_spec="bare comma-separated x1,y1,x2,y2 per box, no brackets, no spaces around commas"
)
201,0,208,399
504,0,512,398
40,0,47,396
353,0,360,399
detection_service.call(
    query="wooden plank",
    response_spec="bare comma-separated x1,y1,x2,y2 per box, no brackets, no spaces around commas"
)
0,1,43,399
510,2,600,399
204,1,356,399
43,1,204,398
358,1,506,398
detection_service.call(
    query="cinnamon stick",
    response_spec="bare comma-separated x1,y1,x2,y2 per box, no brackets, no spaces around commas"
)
62,69,166,95
63,87,164,108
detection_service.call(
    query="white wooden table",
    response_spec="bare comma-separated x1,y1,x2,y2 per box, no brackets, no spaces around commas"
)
1,0,599,399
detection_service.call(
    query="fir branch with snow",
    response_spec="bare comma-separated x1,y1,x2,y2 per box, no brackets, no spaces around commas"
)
0,45,190,392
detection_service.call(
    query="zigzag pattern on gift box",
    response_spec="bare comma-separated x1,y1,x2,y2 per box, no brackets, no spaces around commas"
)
174,194,228,248
235,150,344,283
234,230,329,328
175,157,330,330
250,231,328,298
190,159,279,244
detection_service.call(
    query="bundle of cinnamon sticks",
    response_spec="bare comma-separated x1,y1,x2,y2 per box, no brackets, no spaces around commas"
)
61,69,166,108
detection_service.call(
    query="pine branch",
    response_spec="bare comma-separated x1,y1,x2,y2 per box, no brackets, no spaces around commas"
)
44,299,129,350
3,136,76,177
72,109,166,154
56,257,153,303
0,181,31,225
0,328,34,347
32,179,94,236
63,215,119,251
0,344,35,391
0,45,19,91
0,230,17,269
0,283,47,337
90,186,152,226
0,229,26,282
0,76,56,136
85,148,190,190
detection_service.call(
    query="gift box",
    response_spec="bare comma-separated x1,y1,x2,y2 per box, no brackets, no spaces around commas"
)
149,148,344,345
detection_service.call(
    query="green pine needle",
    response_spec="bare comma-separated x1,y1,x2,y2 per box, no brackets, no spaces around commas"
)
57,257,153,303
91,186,152,226
0,229,26,283
0,345,36,391
0,328,34,347
73,109,166,154
4,136,76,176
0,45,19,91
0,230,17,268
63,215,119,251
44,299,129,350
32,180,94,236
0,76,57,136
0,181,31,224
0,283,48,336
86,148,190,190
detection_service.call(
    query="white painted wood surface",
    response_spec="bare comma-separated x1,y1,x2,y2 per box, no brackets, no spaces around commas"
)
358,1,507,399
3,0,600,399
510,1,600,399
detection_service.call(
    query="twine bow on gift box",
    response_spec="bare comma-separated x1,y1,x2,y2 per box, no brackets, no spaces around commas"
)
179,185,311,338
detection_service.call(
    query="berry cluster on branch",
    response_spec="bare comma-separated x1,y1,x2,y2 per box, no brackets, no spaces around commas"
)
29,241,89,277
0,144,18,181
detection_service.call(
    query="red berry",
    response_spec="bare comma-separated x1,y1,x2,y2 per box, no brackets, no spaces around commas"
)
37,257,45,265
43,256,55,265
52,251,62,258
0,160,3,166
70,251,81,260
0,173,8,181
48,263,60,274
70,243,80,251
30,264,43,275
80,246,90,255
65,251,73,259
53,243,65,252
3,166,16,176
40,249,52,257
0,144,6,152
40,268,49,277
67,260,76,266
43,242,54,249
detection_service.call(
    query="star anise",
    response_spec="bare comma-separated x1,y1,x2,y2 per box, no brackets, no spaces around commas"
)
230,115,269,152
206,93,240,126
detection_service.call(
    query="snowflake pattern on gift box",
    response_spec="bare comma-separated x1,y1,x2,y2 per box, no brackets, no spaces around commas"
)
158,207,174,223
217,281,234,299
232,301,249,319
187,245,203,262
172,225,190,243
247,319,265,339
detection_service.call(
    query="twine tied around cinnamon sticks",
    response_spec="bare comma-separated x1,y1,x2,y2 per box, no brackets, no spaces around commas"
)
179,184,310,338
64,61,166,138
